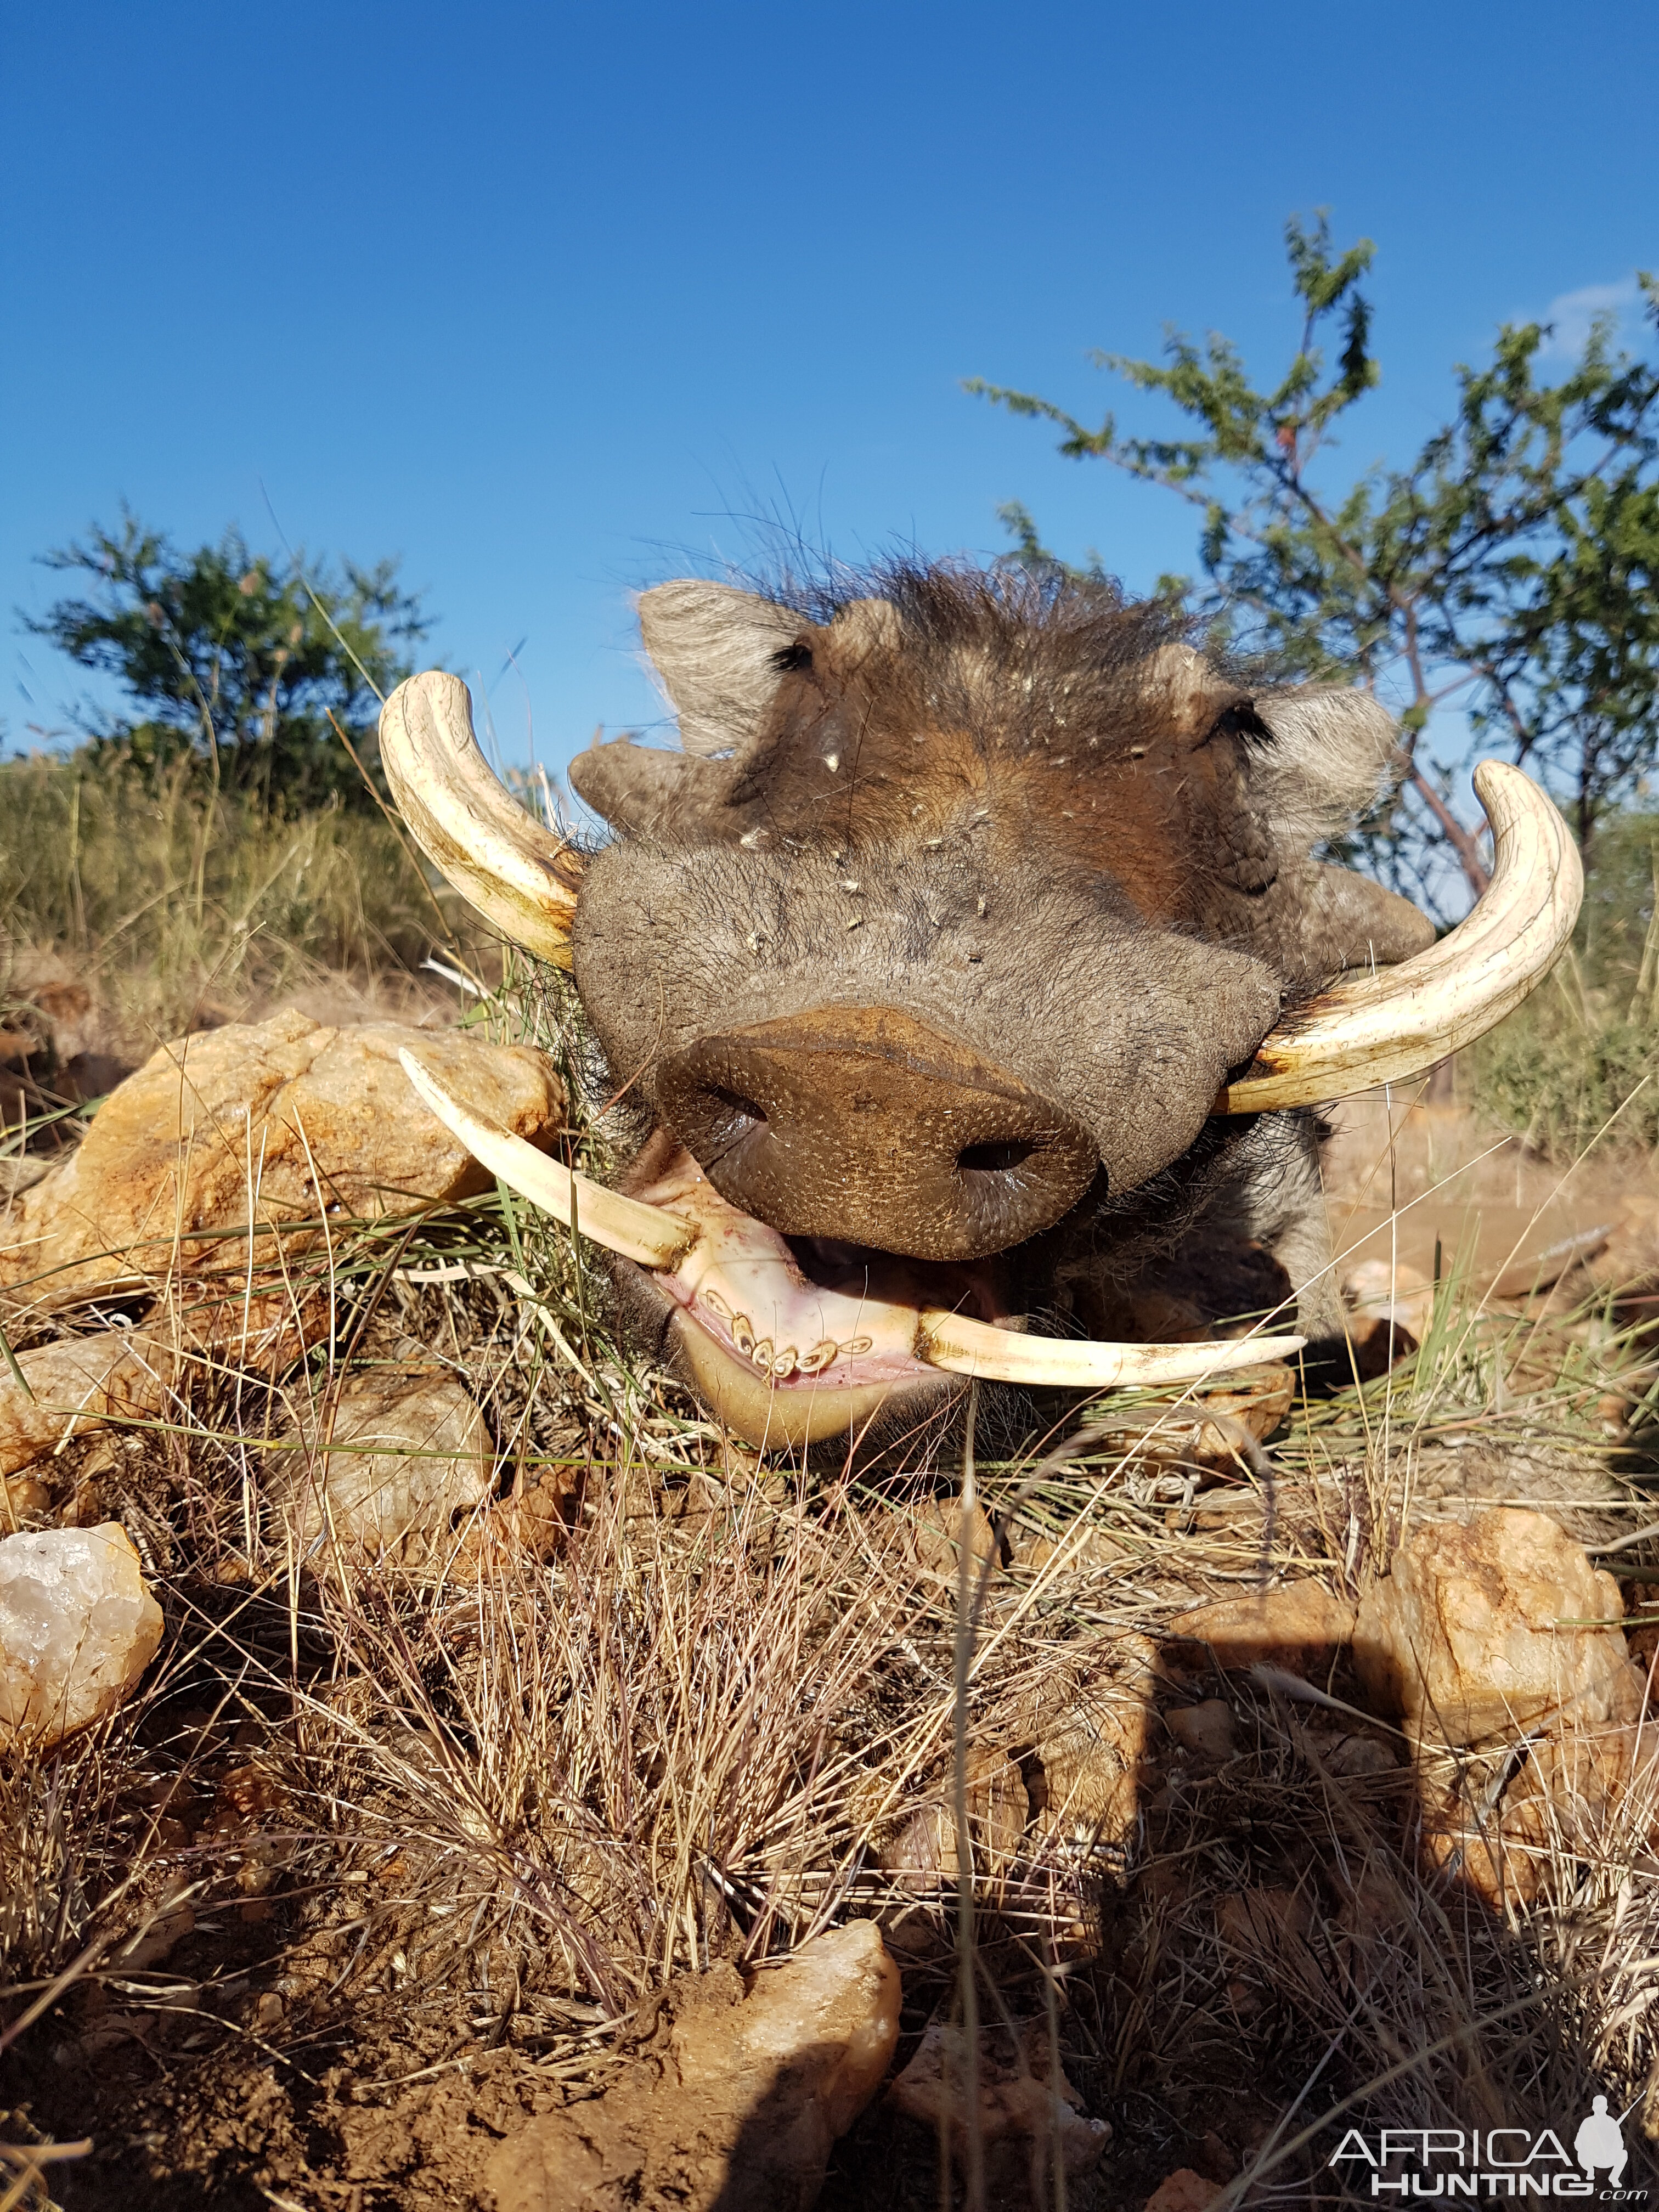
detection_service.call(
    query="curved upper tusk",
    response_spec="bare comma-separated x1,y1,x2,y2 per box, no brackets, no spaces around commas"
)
1217,760,1582,1114
379,672,586,972
916,1308,1305,1389
397,1051,697,1271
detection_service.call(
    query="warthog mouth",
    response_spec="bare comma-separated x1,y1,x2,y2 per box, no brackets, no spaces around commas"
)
619,1139,1005,1448
377,661,1584,1449
398,1051,1306,1449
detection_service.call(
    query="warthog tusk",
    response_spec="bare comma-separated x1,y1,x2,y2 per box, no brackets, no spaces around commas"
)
379,672,585,972
397,1051,697,1271
1218,761,1582,1113
402,1053,1307,1398
915,1308,1305,1389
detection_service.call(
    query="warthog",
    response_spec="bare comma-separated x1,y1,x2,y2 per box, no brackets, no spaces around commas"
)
381,565,1579,1450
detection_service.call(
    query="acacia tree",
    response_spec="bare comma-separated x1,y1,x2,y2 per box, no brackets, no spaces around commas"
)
26,512,430,813
967,221,1659,911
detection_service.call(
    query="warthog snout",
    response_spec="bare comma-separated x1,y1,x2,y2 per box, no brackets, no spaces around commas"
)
654,1006,1098,1262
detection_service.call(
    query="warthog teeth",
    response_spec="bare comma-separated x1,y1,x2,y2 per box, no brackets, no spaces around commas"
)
1217,760,1582,1113
398,1052,1306,1403
379,673,583,972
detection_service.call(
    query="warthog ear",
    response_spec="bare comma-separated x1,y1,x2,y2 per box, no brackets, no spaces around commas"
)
1249,686,1403,846
637,580,806,758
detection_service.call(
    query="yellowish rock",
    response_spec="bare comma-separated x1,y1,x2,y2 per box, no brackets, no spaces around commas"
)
275,1366,493,1573
0,1331,172,1480
0,1292,321,1483
880,1747,1029,1881
0,1009,565,1308
1353,1508,1630,1745
1166,1698,1238,1762
1167,1581,1357,1679
1027,1630,1157,1855
1144,2170,1225,2212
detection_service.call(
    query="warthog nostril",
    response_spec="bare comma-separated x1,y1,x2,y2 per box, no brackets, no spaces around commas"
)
656,1006,1098,1263
957,1139,1038,1176
712,1088,768,1131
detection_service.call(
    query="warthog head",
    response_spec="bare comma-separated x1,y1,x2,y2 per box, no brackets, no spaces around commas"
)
382,565,1581,1449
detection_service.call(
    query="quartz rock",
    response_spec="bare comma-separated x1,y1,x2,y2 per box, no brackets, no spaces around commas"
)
0,1523,163,1748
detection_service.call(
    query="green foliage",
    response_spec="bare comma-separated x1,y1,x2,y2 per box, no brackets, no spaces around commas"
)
26,512,431,814
968,219,1659,908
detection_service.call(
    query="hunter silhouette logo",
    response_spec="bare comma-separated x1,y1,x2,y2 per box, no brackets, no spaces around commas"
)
1330,2106,1647,2198
1576,2101,1628,2191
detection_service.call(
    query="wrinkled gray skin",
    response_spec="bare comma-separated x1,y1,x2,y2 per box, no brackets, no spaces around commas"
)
565,564,1434,1386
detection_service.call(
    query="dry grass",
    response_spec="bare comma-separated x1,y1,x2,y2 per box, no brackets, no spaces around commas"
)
4,960,1659,2204
0,750,487,1054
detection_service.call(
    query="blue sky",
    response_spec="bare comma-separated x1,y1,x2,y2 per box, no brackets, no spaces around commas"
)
2,0,1654,784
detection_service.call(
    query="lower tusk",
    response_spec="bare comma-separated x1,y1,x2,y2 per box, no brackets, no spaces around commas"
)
916,1308,1305,1389
398,1051,698,1271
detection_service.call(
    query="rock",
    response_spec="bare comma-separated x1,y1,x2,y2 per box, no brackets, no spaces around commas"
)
0,1332,172,1480
2,1472,52,1525
484,1921,899,2212
1489,1224,1612,1301
1166,1699,1237,1762
868,1493,998,1595
1027,1630,1156,1858
113,1899,196,1971
1352,1510,1659,1908
1166,1582,1357,1679
274,1364,493,1574
0,1293,320,1483
1342,1256,1435,1373
879,1747,1029,1880
0,1523,162,1748
1086,1364,1296,1474
887,2018,1110,2208
1144,2169,1224,2212
1353,1509,1632,1746
0,1009,565,1310
0,952,128,1131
